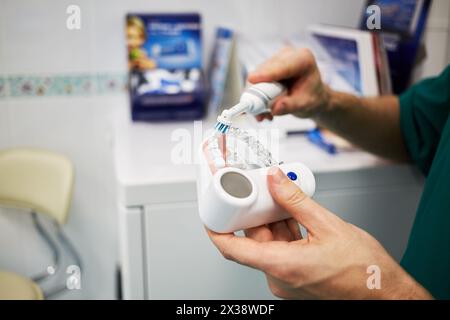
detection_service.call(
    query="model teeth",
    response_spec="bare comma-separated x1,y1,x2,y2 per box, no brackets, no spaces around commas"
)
207,127,278,169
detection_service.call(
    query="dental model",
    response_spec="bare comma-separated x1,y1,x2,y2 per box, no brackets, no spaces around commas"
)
198,156,315,233
197,82,316,233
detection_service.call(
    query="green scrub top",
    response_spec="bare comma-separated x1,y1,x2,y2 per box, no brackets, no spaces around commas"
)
399,65,450,299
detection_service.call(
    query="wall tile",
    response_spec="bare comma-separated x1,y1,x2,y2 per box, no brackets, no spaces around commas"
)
0,102,12,148
1,0,95,75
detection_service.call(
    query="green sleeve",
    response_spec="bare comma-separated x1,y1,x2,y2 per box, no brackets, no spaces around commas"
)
400,65,450,175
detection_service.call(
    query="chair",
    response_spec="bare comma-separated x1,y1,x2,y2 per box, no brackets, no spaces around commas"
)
0,148,82,300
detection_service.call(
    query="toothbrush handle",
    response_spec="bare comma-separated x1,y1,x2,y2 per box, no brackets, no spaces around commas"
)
243,82,285,115
250,82,285,100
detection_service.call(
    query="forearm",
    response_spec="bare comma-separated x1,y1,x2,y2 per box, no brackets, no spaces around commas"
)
313,88,411,162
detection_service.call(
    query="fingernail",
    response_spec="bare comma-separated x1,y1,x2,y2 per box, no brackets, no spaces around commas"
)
268,167,285,184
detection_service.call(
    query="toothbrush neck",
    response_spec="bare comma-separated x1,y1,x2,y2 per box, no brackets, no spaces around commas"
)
225,100,253,119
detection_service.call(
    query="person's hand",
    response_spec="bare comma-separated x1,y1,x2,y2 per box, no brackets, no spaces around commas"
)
249,47,331,122
206,167,432,299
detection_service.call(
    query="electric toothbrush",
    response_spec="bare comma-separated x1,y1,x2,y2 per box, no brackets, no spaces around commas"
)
214,82,285,133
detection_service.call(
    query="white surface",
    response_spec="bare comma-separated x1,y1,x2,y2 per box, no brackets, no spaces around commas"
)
412,0,450,81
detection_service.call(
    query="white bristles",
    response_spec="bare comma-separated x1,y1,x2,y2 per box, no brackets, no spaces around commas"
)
214,101,251,134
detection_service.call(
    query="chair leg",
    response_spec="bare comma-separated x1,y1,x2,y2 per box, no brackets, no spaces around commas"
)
54,223,83,271
30,212,61,282
30,213,83,299
44,223,84,298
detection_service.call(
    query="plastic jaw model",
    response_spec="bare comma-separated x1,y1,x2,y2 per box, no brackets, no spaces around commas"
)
197,127,316,233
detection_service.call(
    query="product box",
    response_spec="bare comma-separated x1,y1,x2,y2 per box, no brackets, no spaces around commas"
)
126,13,205,121
360,0,431,93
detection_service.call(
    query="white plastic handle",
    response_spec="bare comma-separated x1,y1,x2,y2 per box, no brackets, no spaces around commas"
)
251,82,285,100
198,163,315,233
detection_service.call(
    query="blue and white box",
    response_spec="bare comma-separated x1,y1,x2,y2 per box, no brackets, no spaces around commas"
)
126,13,205,121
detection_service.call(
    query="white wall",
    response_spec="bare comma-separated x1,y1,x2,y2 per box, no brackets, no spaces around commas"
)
0,0,448,299
413,0,450,80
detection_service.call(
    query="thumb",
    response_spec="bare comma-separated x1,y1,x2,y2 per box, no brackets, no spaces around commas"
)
267,167,334,235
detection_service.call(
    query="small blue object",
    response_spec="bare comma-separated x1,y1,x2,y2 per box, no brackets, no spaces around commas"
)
287,171,297,181
306,128,337,155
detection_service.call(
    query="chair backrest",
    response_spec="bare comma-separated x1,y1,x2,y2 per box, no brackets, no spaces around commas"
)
0,148,74,225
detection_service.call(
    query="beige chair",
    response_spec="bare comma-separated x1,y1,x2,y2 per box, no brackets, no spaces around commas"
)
0,148,82,300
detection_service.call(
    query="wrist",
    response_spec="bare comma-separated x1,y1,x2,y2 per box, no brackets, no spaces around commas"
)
312,87,362,127
311,85,336,124
394,276,433,300
375,270,433,300
319,86,355,115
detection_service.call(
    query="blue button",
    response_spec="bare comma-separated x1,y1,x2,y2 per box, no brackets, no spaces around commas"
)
287,171,297,181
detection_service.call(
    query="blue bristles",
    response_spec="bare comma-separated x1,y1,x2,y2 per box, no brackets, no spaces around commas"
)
214,121,230,134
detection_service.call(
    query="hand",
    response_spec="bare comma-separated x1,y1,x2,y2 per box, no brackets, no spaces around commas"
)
206,167,432,299
249,47,331,122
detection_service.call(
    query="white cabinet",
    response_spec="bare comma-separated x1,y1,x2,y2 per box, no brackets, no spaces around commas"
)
143,202,273,299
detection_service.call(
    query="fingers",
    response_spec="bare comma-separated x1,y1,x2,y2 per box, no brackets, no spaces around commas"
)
255,113,273,122
269,220,293,241
206,227,293,272
206,227,267,270
272,96,302,116
255,114,265,122
272,93,320,118
248,47,315,84
244,225,273,242
267,167,336,236
286,218,303,241
246,219,302,242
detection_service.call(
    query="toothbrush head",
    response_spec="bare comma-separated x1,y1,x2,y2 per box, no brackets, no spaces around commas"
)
214,121,230,134
214,112,232,134
215,100,249,134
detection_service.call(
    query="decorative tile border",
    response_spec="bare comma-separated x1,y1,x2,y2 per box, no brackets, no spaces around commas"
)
0,77,6,98
0,73,128,98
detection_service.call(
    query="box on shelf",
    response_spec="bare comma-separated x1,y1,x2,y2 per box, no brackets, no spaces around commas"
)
126,13,206,121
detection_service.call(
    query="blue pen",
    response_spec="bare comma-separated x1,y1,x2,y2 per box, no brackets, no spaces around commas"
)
306,129,337,155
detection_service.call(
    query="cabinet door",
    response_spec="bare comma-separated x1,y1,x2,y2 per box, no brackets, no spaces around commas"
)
143,202,275,299
119,206,145,299
314,184,422,261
